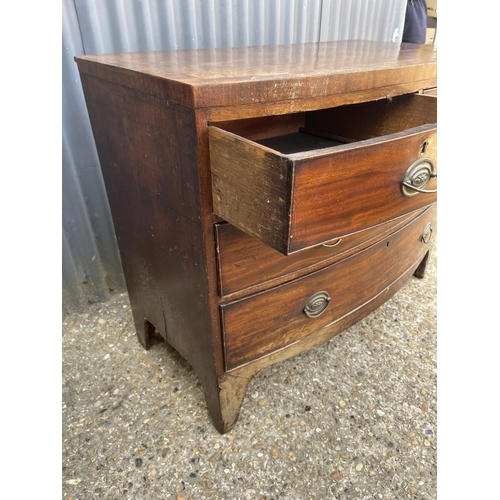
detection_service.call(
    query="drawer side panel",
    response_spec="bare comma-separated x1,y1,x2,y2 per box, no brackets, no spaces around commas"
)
209,126,292,253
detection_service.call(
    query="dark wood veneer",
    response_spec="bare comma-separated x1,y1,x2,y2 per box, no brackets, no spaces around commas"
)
210,94,437,254
76,40,437,433
216,207,428,300
221,204,436,370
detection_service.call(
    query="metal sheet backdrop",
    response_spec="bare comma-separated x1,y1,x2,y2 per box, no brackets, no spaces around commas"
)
62,0,407,314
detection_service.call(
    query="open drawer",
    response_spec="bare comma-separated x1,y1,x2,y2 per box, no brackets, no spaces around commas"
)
209,93,437,255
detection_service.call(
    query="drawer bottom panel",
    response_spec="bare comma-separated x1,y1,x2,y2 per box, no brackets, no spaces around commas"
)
221,204,436,370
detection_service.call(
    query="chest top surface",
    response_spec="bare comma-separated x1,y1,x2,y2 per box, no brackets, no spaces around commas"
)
75,40,437,110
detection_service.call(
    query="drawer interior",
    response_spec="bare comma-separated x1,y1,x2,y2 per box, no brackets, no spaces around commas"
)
211,93,436,155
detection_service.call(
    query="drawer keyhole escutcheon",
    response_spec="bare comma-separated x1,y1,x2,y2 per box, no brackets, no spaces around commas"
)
303,291,331,318
421,222,433,244
401,158,437,197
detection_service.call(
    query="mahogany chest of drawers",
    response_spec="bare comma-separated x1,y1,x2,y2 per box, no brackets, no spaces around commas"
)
75,40,437,433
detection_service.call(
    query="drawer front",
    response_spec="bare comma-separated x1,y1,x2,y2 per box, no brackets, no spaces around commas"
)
221,204,436,370
209,94,437,255
216,206,429,300
289,127,437,252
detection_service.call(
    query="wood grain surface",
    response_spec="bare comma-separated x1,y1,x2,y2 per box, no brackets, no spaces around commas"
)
75,41,437,110
216,250,432,431
210,94,437,254
289,126,437,252
209,126,292,254
216,207,428,300
221,204,436,370
76,41,437,433
79,74,230,431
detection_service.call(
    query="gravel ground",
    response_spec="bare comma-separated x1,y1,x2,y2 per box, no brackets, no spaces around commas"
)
62,250,437,500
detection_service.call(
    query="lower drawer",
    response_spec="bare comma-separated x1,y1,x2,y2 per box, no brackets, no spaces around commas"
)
221,204,436,370
216,206,429,300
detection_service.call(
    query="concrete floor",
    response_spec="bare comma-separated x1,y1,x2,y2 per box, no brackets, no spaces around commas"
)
62,249,437,500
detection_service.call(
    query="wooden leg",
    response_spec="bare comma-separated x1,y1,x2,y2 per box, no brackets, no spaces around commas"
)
198,371,255,434
217,371,255,433
413,251,430,279
131,311,253,433
135,317,154,350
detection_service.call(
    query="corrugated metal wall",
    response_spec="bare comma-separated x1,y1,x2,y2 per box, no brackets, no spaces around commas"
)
62,0,407,314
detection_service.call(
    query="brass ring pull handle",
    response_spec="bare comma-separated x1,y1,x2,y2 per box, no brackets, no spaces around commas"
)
322,238,342,248
401,159,437,197
303,291,331,318
421,222,433,244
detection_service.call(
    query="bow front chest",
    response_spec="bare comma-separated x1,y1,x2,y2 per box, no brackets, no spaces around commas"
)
75,40,437,433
